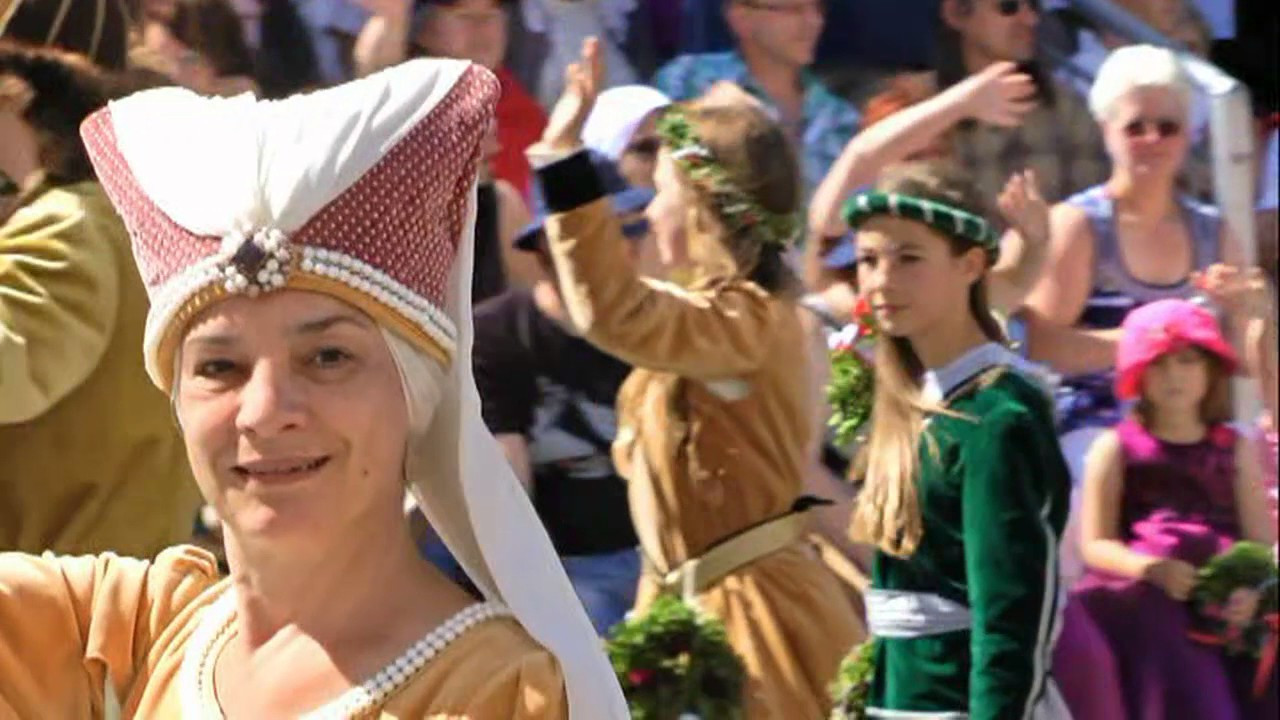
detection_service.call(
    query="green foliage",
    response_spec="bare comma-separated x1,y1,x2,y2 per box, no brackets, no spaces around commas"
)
605,595,746,720
829,639,877,720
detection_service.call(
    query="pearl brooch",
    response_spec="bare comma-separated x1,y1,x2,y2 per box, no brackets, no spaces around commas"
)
216,227,293,296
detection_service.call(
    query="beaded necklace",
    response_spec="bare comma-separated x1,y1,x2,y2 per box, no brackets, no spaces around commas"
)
179,590,512,719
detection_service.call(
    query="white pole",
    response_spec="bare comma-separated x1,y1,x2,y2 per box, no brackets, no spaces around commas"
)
1182,56,1261,424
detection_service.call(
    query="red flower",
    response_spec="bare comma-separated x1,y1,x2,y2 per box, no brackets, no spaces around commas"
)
628,669,654,686
853,296,872,321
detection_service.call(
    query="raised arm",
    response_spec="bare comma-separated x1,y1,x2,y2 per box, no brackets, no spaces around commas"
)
806,64,1036,241
1,191,120,424
988,170,1050,315
539,153,778,376
352,0,413,78
1023,203,1122,375
0,548,217,716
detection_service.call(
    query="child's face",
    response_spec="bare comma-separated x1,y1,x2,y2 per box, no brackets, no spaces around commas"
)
854,216,984,339
1141,346,1211,415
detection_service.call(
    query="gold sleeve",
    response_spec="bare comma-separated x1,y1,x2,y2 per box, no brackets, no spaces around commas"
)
0,546,218,717
0,191,120,424
545,197,778,378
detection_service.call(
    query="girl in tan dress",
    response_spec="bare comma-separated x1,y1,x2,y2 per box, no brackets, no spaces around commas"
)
529,39,863,718
0,58,626,719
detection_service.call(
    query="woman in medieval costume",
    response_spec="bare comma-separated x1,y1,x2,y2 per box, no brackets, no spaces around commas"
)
0,57,627,718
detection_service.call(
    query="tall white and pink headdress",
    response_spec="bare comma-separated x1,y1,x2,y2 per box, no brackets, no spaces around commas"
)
80,59,628,719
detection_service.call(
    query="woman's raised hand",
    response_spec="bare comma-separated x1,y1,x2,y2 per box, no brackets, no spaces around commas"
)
1192,263,1274,321
997,169,1048,245
959,61,1037,128
538,37,605,152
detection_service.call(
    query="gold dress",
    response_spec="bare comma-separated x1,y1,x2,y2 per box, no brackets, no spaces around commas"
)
0,181,198,556
0,547,567,718
546,198,863,718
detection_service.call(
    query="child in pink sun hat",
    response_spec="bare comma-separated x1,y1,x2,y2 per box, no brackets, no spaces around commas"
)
1053,297,1278,720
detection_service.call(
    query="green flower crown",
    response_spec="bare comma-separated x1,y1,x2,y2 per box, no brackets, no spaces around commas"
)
842,192,1001,264
656,107,803,248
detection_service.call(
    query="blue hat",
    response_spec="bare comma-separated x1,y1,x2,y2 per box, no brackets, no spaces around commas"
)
515,151,655,252
822,233,857,269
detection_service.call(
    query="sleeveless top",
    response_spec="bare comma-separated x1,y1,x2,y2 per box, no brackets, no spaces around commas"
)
1055,185,1222,434
1112,418,1240,567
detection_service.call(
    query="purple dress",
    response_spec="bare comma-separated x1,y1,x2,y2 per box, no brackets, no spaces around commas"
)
1053,418,1278,719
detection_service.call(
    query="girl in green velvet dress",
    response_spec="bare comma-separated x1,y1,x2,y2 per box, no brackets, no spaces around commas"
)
846,161,1072,719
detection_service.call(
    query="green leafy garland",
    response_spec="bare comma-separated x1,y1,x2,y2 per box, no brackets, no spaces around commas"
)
828,639,878,720
1188,541,1279,657
606,595,747,720
656,107,802,248
826,297,878,447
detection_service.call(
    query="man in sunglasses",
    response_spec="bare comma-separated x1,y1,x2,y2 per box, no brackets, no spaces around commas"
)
652,0,858,197
938,0,1109,206
470,153,658,635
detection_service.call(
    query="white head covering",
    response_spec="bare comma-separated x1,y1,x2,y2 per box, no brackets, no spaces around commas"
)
581,84,672,161
80,58,628,719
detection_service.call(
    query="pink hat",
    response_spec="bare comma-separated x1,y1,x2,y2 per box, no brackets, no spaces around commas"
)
1115,298,1238,400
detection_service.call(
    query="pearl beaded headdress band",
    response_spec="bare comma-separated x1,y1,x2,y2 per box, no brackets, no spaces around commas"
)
842,191,1002,265
656,106,802,248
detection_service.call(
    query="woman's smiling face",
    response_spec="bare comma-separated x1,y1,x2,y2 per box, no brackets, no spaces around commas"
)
175,290,411,541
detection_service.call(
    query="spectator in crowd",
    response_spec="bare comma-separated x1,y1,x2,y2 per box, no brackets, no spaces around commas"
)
355,0,546,200
472,122,536,303
937,0,1109,205
653,0,859,195
1,0,130,70
1024,45,1243,483
473,154,656,635
291,0,368,85
1058,298,1276,719
0,40,199,555
253,0,323,97
580,84,669,188
134,0,259,96
518,0,643,110
1052,0,1215,201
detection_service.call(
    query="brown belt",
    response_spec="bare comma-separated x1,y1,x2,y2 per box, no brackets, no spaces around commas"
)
647,511,809,600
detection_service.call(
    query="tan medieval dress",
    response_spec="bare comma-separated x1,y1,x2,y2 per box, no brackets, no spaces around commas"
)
545,197,862,718
0,547,567,718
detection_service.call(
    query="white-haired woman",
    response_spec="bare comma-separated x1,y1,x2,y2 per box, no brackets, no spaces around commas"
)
0,59,626,718
1023,44,1247,490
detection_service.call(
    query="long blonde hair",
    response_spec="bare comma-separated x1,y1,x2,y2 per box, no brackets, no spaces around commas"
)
849,162,1006,557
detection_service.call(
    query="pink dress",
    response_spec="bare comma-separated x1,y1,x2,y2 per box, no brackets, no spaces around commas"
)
1054,419,1277,720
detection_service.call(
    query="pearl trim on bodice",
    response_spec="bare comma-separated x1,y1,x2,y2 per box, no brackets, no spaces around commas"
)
179,590,512,719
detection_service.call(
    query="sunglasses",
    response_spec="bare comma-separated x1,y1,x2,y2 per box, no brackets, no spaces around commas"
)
1122,118,1183,140
625,137,660,157
996,0,1040,16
